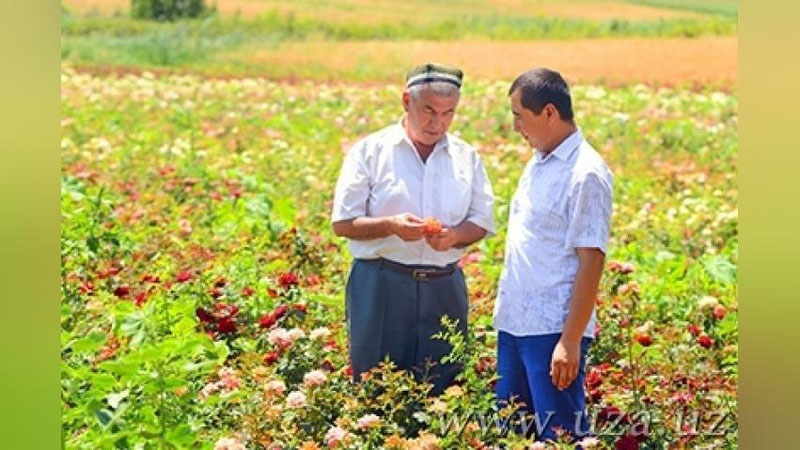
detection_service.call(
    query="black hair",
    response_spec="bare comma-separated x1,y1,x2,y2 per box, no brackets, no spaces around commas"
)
508,68,574,121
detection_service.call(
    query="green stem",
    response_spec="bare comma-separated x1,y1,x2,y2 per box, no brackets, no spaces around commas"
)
629,292,641,409
157,361,167,449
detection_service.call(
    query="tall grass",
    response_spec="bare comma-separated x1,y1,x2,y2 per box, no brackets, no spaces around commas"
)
62,8,737,72
625,0,738,18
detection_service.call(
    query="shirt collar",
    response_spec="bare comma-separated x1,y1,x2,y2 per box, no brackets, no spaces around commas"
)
535,128,582,163
392,118,450,154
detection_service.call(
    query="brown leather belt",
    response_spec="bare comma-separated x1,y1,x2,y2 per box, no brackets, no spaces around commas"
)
359,257,456,281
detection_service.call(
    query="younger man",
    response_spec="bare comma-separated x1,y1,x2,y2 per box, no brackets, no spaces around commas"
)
494,68,613,441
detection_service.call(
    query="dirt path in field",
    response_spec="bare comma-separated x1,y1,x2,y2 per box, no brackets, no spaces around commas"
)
67,36,737,88
240,37,737,87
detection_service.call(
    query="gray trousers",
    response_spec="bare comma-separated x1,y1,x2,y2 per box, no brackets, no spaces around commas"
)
346,258,468,395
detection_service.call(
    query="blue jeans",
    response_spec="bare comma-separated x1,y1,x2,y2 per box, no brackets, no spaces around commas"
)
495,331,593,442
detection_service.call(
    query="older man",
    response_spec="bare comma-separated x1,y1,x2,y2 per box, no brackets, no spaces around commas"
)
331,63,495,394
495,68,613,442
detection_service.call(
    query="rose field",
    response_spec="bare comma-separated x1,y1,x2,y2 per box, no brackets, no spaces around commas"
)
60,66,738,449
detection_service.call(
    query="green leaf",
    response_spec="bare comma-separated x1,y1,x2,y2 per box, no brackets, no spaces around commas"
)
163,376,186,389
213,340,230,363
272,196,296,225
245,195,271,219
703,255,737,284
86,236,99,253
120,310,146,345
266,259,289,273
171,316,197,337
182,360,217,373
93,408,113,426
97,359,139,377
71,332,107,353
655,250,676,262
90,373,117,390
176,336,206,354
135,345,168,363
166,424,195,446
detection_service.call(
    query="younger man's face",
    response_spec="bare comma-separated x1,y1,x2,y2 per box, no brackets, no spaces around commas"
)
510,89,550,151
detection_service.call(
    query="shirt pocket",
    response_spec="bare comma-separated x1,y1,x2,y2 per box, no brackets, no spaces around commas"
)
442,175,472,226
524,203,567,242
370,180,409,217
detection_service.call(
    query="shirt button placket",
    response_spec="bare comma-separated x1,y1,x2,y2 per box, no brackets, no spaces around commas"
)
421,153,435,263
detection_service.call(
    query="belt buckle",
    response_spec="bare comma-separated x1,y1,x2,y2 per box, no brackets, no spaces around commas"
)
412,269,431,281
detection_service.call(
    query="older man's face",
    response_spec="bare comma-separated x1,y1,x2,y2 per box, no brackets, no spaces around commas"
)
402,86,459,148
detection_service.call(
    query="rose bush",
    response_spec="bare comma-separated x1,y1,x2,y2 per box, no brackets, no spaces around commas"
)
61,70,737,448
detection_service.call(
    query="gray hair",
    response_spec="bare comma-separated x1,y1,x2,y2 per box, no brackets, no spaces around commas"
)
407,81,460,102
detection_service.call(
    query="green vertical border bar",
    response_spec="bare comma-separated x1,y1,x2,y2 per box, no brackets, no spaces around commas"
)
0,1,60,448
740,0,800,448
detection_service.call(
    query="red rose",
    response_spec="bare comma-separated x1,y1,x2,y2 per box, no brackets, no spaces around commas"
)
267,288,278,298
217,318,236,333
259,314,277,329
713,305,727,320
422,217,443,235
273,304,289,319
615,434,639,450
213,277,227,288
241,286,255,297
215,303,239,318
210,287,223,299
586,367,603,389
79,281,95,295
475,356,494,376
134,291,148,307
671,391,693,405
687,324,701,336
636,333,653,347
263,351,279,365
113,286,130,298
608,261,622,272
306,274,321,286
631,421,650,442
598,406,630,427
196,307,215,323
176,270,193,283
697,333,714,349
278,272,299,288
293,303,307,314
141,274,160,283
321,359,335,372
345,365,353,377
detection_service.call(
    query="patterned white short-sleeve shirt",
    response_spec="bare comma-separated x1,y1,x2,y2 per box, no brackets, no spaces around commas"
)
494,130,613,338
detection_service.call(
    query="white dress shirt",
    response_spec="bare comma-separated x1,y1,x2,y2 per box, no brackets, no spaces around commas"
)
494,130,613,338
332,122,496,267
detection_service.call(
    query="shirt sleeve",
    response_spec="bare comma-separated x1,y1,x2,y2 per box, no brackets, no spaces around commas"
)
331,141,371,223
564,171,613,253
464,153,497,235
